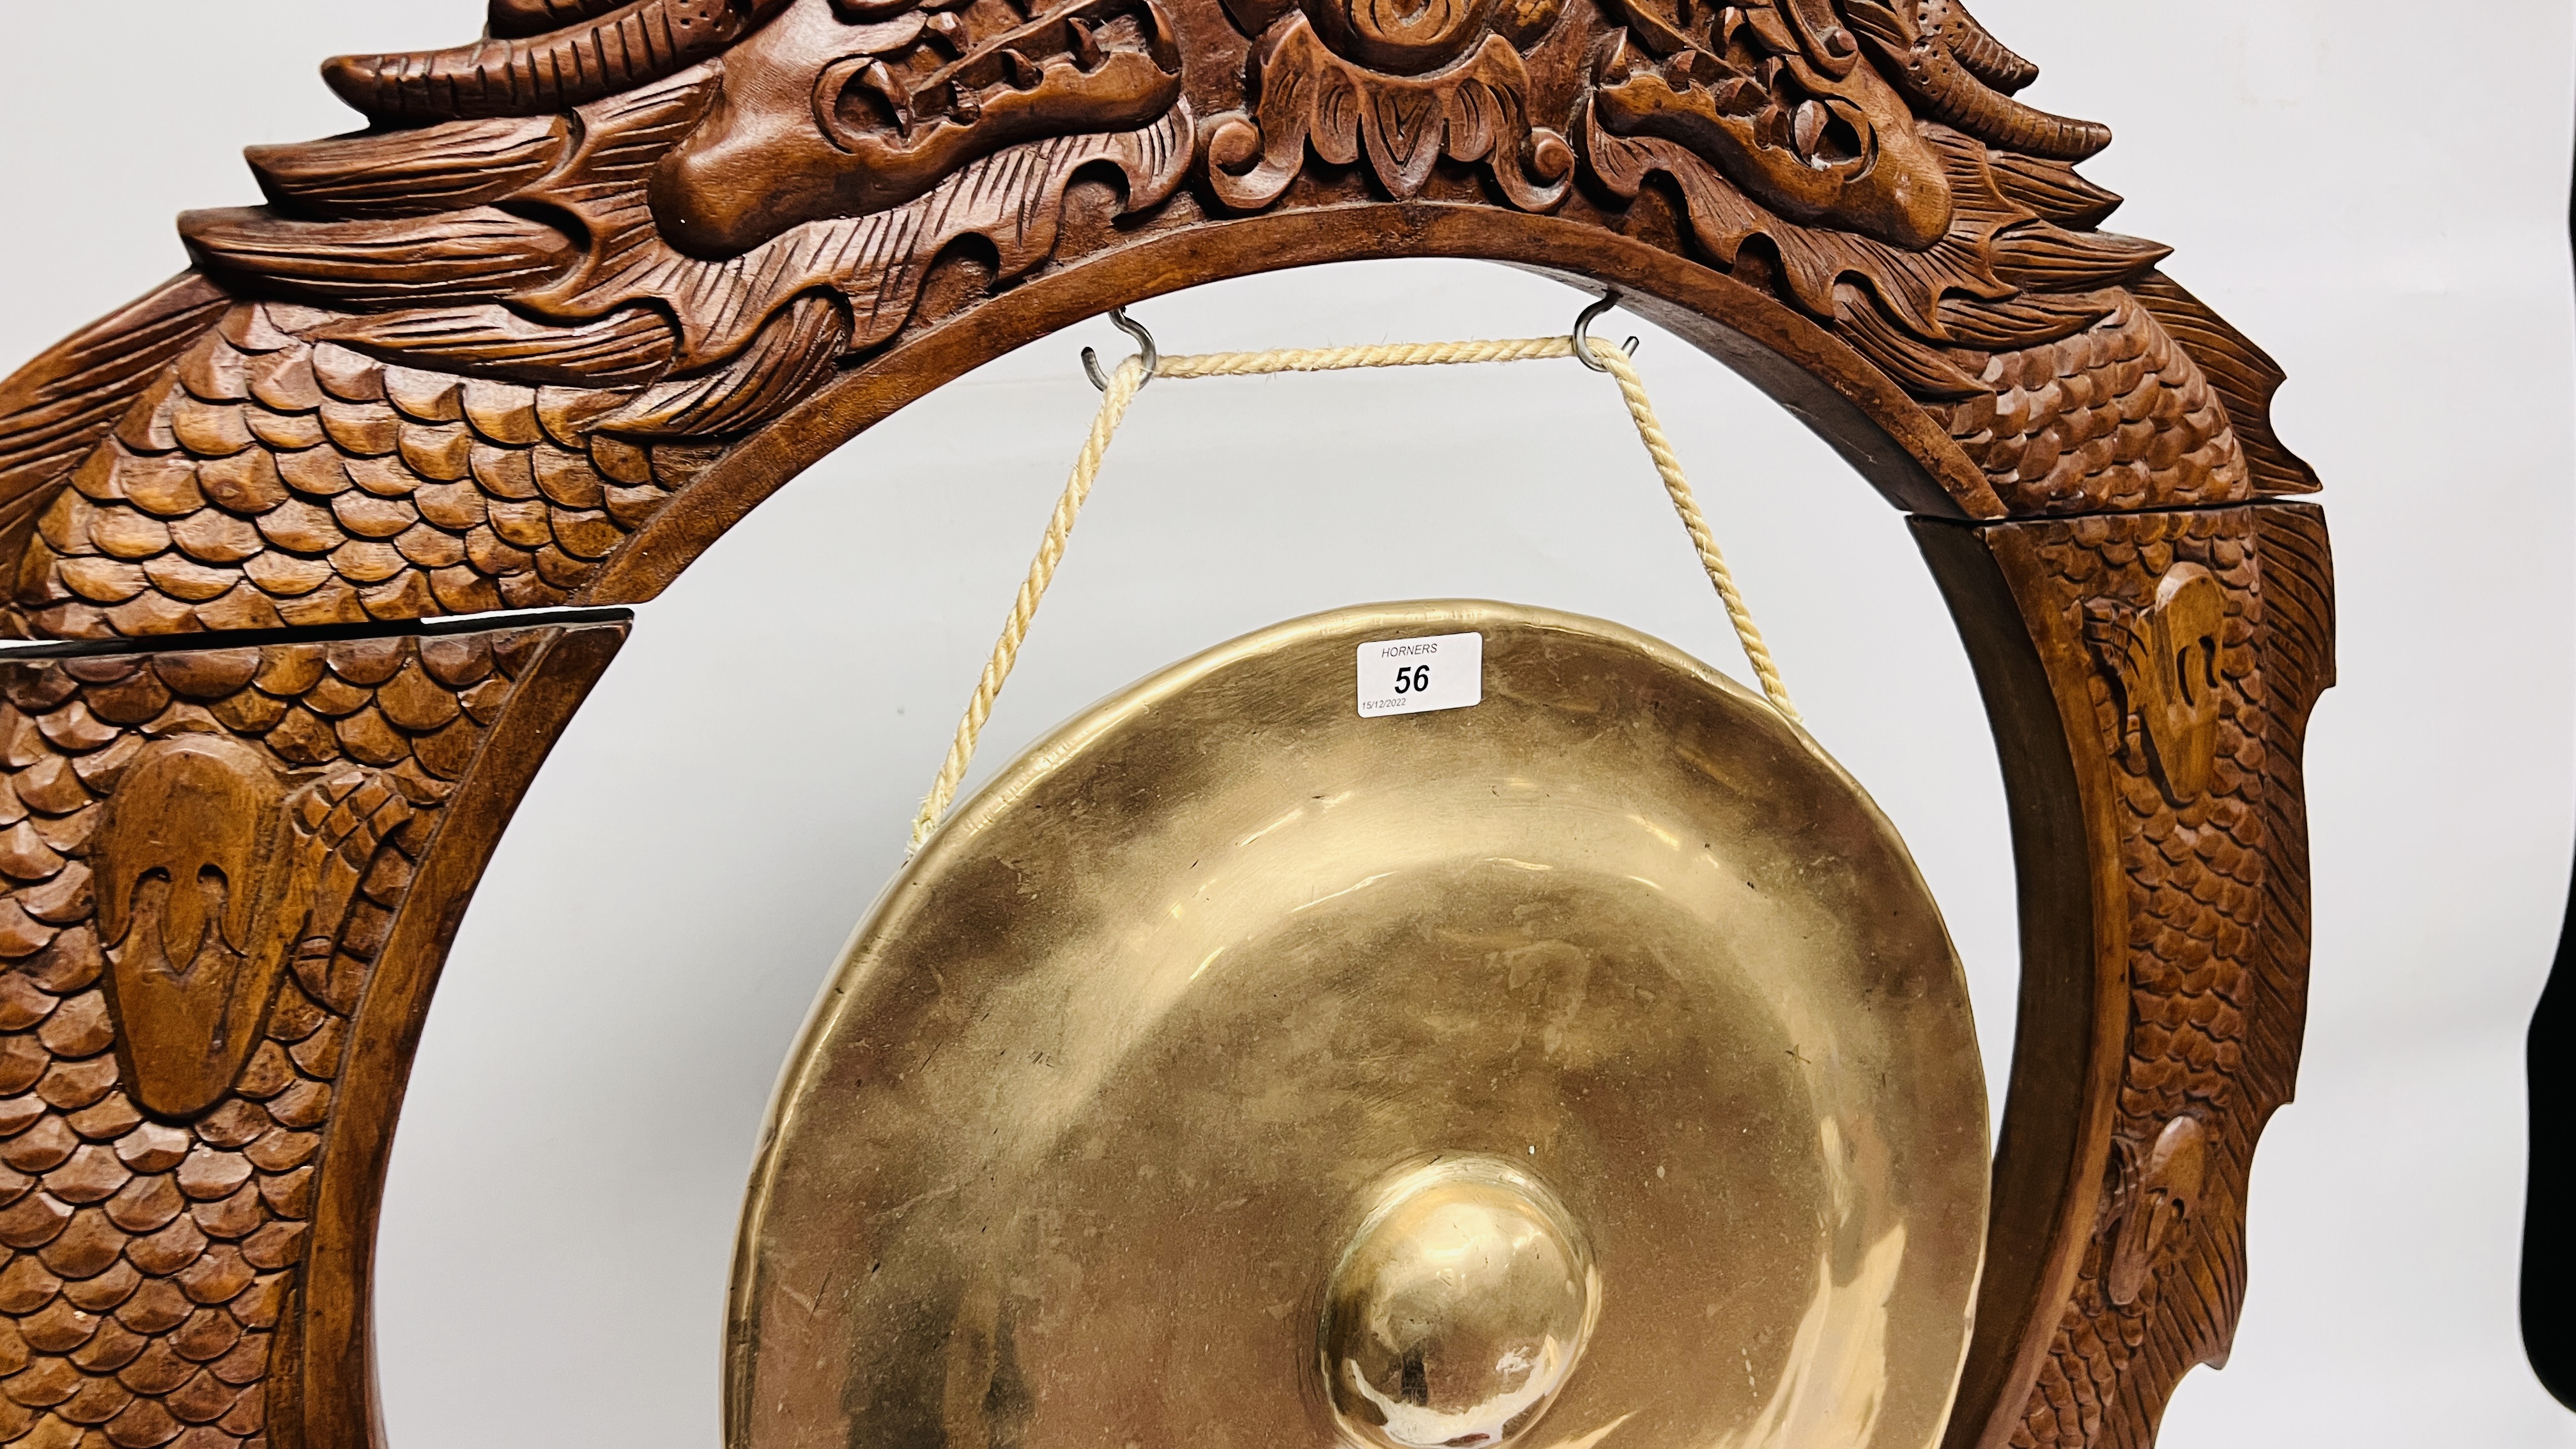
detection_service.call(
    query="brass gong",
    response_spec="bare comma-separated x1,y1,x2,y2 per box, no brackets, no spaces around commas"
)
729,601,1988,1449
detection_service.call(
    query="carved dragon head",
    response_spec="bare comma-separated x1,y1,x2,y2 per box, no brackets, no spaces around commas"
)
165,0,1195,441
323,0,1184,257
1588,0,2108,250
647,0,1183,254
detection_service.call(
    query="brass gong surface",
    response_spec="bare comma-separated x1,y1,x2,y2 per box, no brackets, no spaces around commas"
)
730,601,1988,1449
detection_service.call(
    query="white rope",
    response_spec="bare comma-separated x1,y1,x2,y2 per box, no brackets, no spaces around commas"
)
908,335,1795,855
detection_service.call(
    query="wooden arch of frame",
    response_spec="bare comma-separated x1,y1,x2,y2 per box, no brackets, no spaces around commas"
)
0,2,2330,1446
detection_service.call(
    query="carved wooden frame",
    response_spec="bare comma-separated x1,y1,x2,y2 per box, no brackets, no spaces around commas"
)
0,2,2330,1447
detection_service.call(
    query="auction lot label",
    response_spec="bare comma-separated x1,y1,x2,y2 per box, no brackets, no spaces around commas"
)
1356,632,1482,718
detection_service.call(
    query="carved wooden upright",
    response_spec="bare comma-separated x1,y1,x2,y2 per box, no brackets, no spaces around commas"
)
0,1,2329,1446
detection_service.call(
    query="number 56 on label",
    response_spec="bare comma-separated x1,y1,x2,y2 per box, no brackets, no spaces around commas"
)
1356,633,1483,718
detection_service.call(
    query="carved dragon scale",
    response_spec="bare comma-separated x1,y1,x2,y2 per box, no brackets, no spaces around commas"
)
0,1,2329,1447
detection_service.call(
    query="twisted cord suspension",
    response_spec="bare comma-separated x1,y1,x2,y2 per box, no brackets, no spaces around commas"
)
1157,335,1579,377
1593,344,1800,726
908,334,1795,856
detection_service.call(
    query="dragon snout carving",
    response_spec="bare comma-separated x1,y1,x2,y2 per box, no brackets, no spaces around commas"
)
652,0,1183,256
1590,0,1953,249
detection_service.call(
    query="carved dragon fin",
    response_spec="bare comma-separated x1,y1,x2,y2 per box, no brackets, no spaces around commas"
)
179,207,579,310
1991,222,2171,293
249,117,571,219
2083,597,2156,771
2129,273,2322,495
1843,0,2110,160
1988,152,2124,229
312,305,677,388
321,0,788,124
2085,565,2226,802
1832,284,1988,401
93,736,297,1121
599,293,848,436
1932,289,2115,350
0,273,231,525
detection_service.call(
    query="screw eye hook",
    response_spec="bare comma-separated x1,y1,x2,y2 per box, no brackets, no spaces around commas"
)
1572,291,1641,372
1082,305,1160,392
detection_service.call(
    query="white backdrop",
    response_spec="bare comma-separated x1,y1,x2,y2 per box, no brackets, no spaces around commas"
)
1,3,2571,1445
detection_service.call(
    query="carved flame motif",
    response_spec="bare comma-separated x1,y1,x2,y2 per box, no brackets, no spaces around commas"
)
2090,562,2226,802
1207,0,1572,210
93,737,411,1120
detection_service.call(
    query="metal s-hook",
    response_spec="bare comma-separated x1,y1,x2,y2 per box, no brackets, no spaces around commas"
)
1082,306,1160,392
1572,292,1641,372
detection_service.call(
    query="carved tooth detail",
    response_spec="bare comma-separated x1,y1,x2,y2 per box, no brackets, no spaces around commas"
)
1069,17,1106,71
859,61,916,128
1791,98,1828,156
1710,76,1763,116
